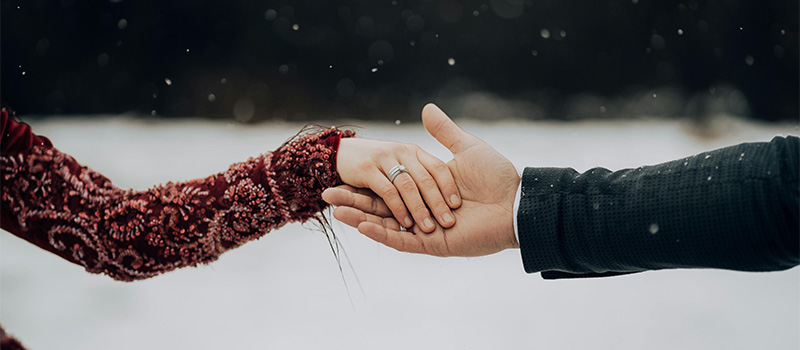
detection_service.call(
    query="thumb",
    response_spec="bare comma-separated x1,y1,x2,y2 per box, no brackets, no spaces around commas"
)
421,103,479,154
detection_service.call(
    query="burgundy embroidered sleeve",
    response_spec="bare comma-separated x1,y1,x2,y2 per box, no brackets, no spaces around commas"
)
0,113,355,281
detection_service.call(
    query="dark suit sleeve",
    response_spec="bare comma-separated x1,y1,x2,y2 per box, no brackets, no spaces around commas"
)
517,136,799,279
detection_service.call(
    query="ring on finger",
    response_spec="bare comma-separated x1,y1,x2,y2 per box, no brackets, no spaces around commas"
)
387,165,410,183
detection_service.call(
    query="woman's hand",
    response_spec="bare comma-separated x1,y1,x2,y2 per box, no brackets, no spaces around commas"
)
325,104,520,257
333,138,461,233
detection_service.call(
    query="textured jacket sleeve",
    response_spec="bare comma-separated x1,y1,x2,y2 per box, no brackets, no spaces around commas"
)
517,136,799,279
1,109,355,281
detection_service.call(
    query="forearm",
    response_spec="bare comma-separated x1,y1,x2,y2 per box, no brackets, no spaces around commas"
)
1,113,354,281
518,136,799,277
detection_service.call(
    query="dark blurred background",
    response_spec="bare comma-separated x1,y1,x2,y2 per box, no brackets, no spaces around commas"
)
1,0,797,121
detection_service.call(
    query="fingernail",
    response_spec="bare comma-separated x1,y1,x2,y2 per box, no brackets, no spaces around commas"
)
450,194,460,205
423,218,434,229
442,213,453,224
404,217,413,227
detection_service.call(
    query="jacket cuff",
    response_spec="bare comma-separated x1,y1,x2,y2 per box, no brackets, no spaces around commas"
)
518,167,574,274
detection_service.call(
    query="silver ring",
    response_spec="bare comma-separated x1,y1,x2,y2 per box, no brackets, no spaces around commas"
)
387,164,410,182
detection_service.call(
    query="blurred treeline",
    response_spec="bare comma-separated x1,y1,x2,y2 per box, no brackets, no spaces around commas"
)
1,0,797,121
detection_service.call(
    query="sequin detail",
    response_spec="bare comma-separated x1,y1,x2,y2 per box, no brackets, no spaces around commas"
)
1,127,355,281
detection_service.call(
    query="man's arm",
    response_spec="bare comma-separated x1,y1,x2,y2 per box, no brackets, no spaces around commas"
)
520,136,799,278
324,104,799,278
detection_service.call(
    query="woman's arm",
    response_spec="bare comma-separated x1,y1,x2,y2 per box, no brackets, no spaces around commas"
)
1,109,354,281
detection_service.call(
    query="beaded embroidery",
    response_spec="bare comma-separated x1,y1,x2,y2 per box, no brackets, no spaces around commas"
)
1,123,354,281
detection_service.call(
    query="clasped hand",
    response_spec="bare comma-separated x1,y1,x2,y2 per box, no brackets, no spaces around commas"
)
325,104,521,257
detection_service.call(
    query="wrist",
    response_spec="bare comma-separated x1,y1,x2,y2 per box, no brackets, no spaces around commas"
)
509,175,522,248
328,129,356,177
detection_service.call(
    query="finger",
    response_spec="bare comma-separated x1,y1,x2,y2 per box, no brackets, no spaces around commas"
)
383,161,436,233
400,153,456,228
416,149,461,209
332,206,366,229
358,221,428,255
421,103,481,154
322,186,392,217
364,170,414,228
322,186,355,207
333,206,402,231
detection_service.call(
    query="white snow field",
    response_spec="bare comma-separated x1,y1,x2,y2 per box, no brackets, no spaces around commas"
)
1,113,798,350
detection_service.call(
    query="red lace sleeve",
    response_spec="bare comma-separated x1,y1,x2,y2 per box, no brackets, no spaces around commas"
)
1,109,52,153
0,110,355,281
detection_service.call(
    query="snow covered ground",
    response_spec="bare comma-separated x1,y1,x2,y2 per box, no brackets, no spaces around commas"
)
1,113,798,349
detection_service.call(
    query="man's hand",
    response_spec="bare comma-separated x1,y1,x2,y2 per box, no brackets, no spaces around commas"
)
323,104,521,257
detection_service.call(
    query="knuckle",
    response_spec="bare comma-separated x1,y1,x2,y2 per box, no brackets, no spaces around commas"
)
430,160,449,173
397,178,417,192
380,184,399,198
431,201,449,214
382,217,399,230
370,147,390,160
410,202,428,214
369,197,380,214
419,176,438,189
397,144,415,156
379,148,394,158
356,160,373,172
